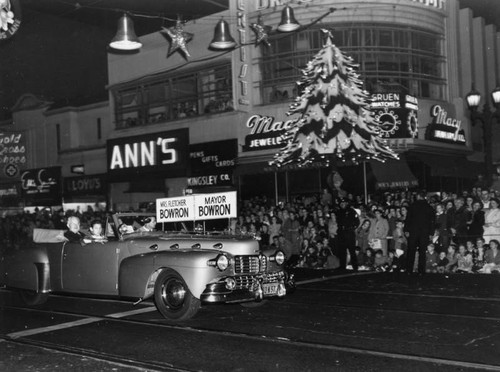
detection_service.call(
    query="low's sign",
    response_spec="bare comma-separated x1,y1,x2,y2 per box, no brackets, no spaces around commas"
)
156,191,237,223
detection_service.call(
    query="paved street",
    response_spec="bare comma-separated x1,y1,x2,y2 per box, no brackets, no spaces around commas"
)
1,270,500,371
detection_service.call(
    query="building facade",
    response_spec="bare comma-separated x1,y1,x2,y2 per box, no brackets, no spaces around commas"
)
1,0,499,211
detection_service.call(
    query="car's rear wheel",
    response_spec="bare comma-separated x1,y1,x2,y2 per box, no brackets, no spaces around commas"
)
19,290,48,306
154,269,200,321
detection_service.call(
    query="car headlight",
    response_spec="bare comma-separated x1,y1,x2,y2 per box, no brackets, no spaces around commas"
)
207,254,229,271
270,250,285,265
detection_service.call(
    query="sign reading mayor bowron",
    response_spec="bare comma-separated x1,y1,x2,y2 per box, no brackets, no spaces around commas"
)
156,191,237,223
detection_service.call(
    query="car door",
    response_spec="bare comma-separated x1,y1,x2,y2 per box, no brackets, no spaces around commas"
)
62,240,120,295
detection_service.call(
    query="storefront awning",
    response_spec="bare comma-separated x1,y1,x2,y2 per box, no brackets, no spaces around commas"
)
370,157,418,189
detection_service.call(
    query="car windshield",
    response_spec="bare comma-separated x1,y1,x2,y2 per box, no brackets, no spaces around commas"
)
113,213,233,238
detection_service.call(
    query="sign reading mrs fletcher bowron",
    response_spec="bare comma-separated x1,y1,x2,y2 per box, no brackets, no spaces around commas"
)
156,191,237,223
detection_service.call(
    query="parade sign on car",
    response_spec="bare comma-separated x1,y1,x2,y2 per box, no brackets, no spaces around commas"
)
156,191,237,223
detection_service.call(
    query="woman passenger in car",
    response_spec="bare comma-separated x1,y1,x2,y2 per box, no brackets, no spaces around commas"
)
83,219,107,244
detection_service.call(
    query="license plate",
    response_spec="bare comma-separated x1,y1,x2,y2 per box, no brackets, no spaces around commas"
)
263,283,278,296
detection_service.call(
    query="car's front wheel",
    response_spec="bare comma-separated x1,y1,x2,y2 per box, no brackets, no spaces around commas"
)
154,269,200,321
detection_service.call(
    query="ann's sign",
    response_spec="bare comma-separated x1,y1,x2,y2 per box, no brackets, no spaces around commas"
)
107,129,189,179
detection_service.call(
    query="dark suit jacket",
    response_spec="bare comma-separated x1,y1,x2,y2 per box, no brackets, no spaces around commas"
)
405,199,435,236
446,206,469,236
64,230,86,243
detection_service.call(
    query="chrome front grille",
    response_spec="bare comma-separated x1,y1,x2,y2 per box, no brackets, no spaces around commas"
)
234,255,261,274
235,275,258,290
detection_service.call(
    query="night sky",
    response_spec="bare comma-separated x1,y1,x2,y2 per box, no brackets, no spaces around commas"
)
0,0,499,120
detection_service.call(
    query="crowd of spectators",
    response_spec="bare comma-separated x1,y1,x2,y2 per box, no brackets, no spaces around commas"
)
1,183,500,275
231,185,500,275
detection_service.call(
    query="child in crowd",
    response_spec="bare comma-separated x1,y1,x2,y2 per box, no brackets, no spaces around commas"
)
466,240,477,260
389,248,406,272
374,250,389,272
359,248,375,270
473,244,486,272
445,244,458,272
353,246,365,268
301,245,319,269
425,243,439,273
392,219,407,252
455,244,473,273
436,251,449,273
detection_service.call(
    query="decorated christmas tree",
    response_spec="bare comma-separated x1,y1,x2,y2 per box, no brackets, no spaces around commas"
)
271,30,397,167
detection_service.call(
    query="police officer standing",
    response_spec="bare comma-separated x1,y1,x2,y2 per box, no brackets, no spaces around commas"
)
335,198,360,271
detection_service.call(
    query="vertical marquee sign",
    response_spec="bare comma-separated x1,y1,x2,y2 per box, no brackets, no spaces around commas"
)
237,0,249,107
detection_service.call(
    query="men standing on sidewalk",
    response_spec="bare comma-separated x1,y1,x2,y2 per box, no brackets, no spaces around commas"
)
404,191,435,274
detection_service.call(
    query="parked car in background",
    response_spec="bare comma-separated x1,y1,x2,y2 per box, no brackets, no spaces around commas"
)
0,212,294,321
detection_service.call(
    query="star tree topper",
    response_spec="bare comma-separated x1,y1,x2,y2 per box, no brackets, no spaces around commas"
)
161,19,193,59
250,15,272,47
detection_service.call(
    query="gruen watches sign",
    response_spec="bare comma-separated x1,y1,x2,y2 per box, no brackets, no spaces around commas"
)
156,191,237,223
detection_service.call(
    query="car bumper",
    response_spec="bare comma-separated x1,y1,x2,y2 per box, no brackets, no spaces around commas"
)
200,271,292,303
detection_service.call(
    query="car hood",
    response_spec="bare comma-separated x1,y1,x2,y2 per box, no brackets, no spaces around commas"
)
122,231,261,256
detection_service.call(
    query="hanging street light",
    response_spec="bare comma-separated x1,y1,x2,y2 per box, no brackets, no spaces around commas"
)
466,83,500,185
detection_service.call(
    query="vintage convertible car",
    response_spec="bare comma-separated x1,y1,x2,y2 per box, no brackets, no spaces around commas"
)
0,212,294,321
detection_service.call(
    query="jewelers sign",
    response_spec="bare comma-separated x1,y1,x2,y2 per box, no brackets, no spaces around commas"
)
156,191,237,223
426,104,466,144
243,114,298,151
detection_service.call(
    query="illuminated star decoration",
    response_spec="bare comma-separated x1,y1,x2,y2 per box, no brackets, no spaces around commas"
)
161,19,193,59
250,15,272,47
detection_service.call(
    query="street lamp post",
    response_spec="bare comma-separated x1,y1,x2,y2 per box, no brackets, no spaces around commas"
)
465,84,500,185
